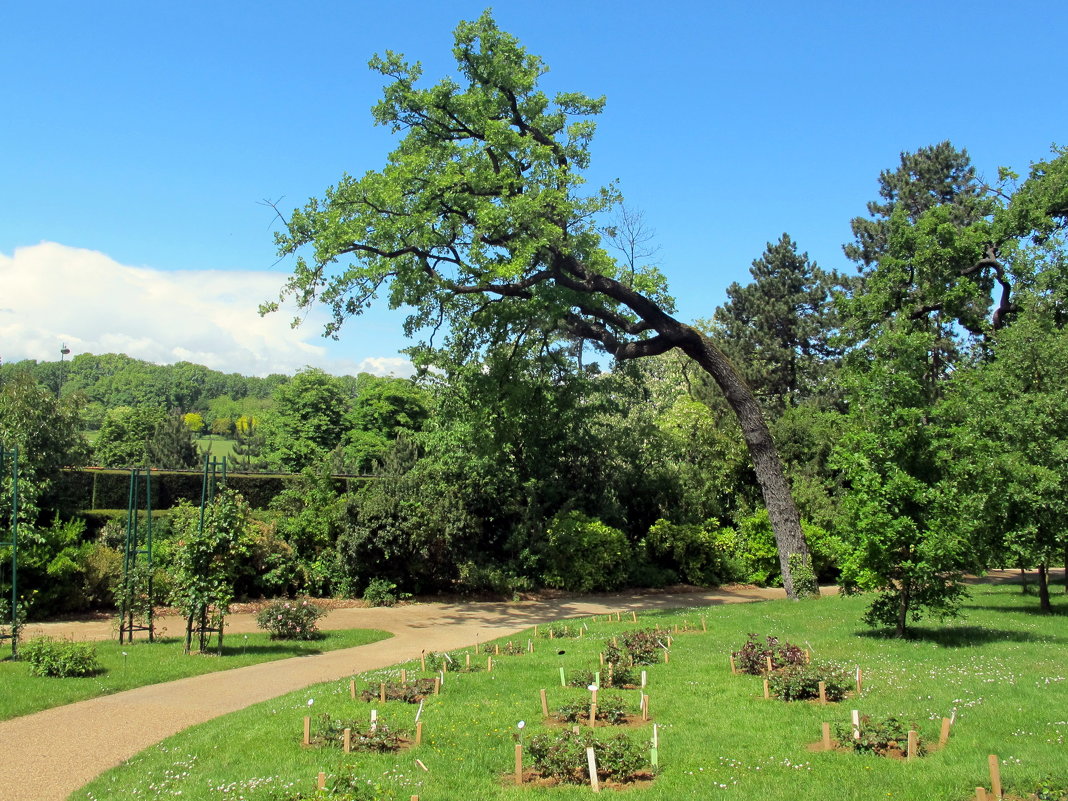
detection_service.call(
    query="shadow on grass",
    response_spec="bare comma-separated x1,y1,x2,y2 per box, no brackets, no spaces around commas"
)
967,603,1068,617
132,635,329,658
854,625,1066,647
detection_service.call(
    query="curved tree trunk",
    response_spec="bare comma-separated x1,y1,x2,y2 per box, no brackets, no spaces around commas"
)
678,330,812,599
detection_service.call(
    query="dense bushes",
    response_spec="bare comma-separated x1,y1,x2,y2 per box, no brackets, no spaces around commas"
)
22,637,101,677
541,512,630,593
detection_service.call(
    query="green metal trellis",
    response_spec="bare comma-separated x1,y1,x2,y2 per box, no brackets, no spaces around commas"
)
0,445,18,658
185,455,228,655
118,467,155,644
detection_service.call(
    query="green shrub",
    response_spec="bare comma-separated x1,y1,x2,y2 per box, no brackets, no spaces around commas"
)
541,511,630,593
21,637,101,677
768,661,851,701
644,518,737,586
362,578,400,607
556,693,631,725
832,714,924,757
312,714,406,752
788,553,819,597
603,629,663,667
255,599,325,640
526,729,649,783
731,633,806,675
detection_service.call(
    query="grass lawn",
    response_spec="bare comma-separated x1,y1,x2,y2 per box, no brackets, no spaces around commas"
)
196,435,237,460
0,628,391,721
72,583,1068,801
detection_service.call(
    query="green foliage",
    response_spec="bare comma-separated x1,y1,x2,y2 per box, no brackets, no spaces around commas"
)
602,628,662,667
712,233,842,411
644,518,736,586
768,661,851,701
555,693,630,725
93,405,167,468
358,679,437,703
0,372,89,524
361,578,400,607
262,369,349,472
21,636,101,677
312,714,406,753
567,665,636,688
541,511,630,593
146,410,199,469
832,715,925,757
731,633,806,675
167,489,255,649
255,599,324,640
526,729,649,783
787,553,819,597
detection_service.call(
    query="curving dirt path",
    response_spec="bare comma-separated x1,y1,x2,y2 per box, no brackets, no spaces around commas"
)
0,585,789,801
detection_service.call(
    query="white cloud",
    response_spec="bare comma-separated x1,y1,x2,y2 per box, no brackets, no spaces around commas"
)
0,242,413,377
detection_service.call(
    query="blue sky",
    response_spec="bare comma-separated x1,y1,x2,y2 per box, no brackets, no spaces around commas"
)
2,0,1064,376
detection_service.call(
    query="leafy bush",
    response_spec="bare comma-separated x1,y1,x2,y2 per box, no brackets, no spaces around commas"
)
526,729,649,783
568,664,637,689
541,511,630,593
313,714,406,752
255,598,325,640
788,553,819,597
556,693,631,725
362,578,400,607
538,622,583,639
731,633,806,675
359,678,437,703
768,661,851,701
644,518,737,586
603,629,663,667
21,636,101,677
832,715,924,757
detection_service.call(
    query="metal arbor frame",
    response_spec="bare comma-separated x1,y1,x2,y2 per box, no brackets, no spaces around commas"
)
118,467,155,644
0,445,18,658
185,455,228,655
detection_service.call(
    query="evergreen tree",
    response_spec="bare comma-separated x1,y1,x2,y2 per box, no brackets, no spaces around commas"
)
146,410,199,469
713,234,840,411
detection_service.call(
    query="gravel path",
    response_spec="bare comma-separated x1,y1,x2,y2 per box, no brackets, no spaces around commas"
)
0,585,788,801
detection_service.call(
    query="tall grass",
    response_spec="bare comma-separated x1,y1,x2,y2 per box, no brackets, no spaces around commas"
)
73,584,1068,800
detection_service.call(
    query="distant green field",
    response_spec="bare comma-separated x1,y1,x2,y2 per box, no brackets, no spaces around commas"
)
195,435,236,459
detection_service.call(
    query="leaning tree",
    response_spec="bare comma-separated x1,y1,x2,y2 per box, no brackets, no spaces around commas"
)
265,13,814,597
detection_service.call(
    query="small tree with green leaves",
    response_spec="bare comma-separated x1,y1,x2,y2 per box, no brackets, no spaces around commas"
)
168,490,253,653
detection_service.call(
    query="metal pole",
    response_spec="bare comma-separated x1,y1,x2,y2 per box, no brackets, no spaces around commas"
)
10,447,17,658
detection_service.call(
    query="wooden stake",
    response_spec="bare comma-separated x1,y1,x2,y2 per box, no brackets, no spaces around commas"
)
821,722,832,751
804,649,811,664
370,709,378,732
303,716,311,745
652,723,659,748
763,678,770,699
411,796,419,801
765,655,774,674
586,747,600,793
616,611,621,621
907,730,918,761
401,669,407,684
988,755,1002,798
420,650,426,672
664,650,670,664
632,611,638,623
534,624,538,636
349,679,355,699
939,717,952,747
415,720,423,745
495,643,500,656
589,703,598,727
643,694,650,721
549,628,554,640
641,670,647,688
599,651,604,665
540,688,549,717
317,772,326,790
702,616,707,632
433,676,441,695
976,788,988,801
379,683,386,703
855,666,863,694
515,743,523,785
487,656,493,672
466,652,471,667
415,759,428,772
729,655,737,674
343,728,352,753
818,681,827,704
851,710,861,740
591,687,599,705
528,639,533,653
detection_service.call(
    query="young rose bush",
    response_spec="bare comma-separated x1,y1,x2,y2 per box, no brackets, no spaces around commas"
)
255,598,325,640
